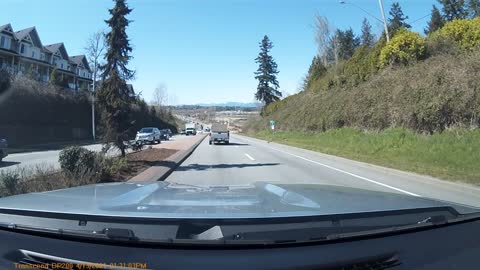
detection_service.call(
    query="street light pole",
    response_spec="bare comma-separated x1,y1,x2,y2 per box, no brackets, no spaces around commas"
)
91,79,96,141
378,0,390,42
339,0,390,42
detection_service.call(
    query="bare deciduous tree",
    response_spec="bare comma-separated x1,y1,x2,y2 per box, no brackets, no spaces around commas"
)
314,14,331,66
84,30,106,85
152,83,168,106
314,14,338,66
169,93,178,106
152,83,170,114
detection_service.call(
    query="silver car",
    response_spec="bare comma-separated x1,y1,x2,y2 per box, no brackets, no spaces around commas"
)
135,127,161,144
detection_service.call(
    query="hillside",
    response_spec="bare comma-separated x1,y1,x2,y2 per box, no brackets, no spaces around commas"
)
244,18,480,183
246,51,480,134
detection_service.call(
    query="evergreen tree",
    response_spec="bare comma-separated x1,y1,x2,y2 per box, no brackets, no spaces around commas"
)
326,35,339,66
425,5,445,35
336,28,360,60
438,0,467,21
467,0,480,17
360,18,375,47
49,68,67,88
26,65,36,80
254,35,282,108
97,0,135,157
305,56,327,90
388,2,411,34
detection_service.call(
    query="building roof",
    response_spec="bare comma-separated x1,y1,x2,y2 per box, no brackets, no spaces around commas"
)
0,24,13,33
69,55,84,65
44,43,69,59
14,27,34,40
14,27,43,48
69,55,92,72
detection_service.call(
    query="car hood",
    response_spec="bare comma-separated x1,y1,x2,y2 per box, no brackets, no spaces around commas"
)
0,182,477,218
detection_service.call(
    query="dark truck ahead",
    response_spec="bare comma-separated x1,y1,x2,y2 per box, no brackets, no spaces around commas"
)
209,123,229,145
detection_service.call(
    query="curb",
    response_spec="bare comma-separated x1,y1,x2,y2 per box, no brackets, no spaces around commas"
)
9,140,96,154
128,134,207,182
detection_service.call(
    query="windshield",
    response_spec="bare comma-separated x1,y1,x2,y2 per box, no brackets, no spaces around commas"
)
139,128,153,133
0,0,479,245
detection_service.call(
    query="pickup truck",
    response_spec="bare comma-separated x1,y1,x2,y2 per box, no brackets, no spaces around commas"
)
0,138,8,162
185,123,197,136
209,123,229,145
186,128,196,136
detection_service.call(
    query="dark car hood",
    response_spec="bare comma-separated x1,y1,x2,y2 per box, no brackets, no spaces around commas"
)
0,182,477,218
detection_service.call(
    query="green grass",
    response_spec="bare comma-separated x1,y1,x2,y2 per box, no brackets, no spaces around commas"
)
247,128,480,185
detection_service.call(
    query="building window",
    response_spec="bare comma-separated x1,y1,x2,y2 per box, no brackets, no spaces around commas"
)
0,36,5,48
20,44,25,54
61,63,63,69
32,51,35,58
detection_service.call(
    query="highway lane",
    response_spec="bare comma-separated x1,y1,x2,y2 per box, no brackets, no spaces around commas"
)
0,144,104,173
166,134,480,208
0,135,187,174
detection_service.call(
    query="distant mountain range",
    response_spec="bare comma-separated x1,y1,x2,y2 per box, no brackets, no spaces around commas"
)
194,102,260,108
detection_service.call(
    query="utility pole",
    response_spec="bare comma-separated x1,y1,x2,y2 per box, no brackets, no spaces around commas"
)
339,0,390,42
91,80,96,141
378,0,390,42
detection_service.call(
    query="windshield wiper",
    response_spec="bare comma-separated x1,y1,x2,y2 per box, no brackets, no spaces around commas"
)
0,222,140,243
316,212,480,243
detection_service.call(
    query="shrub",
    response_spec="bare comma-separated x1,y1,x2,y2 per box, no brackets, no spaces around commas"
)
0,170,20,196
429,18,480,52
343,39,385,85
59,146,96,175
380,29,426,67
0,69,11,95
98,156,128,180
425,34,461,56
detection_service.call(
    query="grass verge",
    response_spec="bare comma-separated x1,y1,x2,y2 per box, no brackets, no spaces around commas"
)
245,128,480,185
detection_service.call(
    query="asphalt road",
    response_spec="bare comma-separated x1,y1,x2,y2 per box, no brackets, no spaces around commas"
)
0,135,187,174
0,144,104,173
166,134,480,208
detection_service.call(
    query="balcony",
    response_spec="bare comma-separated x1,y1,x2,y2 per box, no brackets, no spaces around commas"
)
0,63,18,73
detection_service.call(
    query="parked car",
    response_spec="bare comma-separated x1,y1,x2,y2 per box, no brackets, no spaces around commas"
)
160,129,171,141
164,129,173,136
180,129,186,135
0,138,8,162
135,127,161,144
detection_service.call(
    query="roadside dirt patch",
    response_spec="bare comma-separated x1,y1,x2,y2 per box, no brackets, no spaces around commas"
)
128,148,178,162
114,148,179,181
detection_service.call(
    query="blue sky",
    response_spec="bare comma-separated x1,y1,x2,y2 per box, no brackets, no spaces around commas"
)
1,0,437,104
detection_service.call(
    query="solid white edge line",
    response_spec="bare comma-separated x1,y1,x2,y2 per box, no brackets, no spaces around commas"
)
270,146,420,197
238,136,420,197
244,153,255,161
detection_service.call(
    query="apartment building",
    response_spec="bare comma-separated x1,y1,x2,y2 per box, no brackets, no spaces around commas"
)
0,23,92,90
